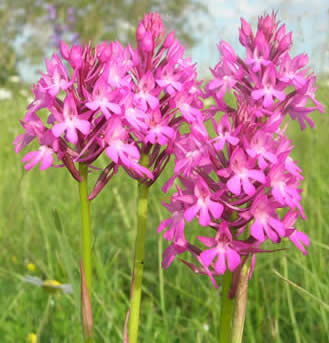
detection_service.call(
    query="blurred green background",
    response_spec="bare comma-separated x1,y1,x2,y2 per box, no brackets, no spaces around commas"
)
0,1,328,342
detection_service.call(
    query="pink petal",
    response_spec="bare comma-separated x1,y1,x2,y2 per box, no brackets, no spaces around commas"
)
227,175,241,195
52,122,67,137
66,127,78,144
147,94,159,109
268,217,285,236
85,101,100,111
248,169,266,183
214,252,226,274
40,151,53,170
208,78,223,91
22,151,38,163
199,206,211,226
105,146,119,163
76,120,91,135
197,236,217,247
184,204,199,222
22,151,42,170
289,230,310,255
264,223,279,242
251,89,265,100
263,93,273,108
227,136,239,145
273,89,286,101
200,248,218,267
242,178,256,196
208,201,223,219
250,220,265,242
108,103,121,114
226,248,241,272
157,218,172,233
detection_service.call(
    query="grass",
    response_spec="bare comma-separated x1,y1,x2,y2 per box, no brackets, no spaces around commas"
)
0,84,328,342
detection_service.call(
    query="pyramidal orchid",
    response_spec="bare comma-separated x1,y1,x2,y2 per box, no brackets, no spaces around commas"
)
157,12,324,343
14,11,203,343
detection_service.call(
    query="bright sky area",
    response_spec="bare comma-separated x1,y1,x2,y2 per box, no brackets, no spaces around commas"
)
18,0,329,82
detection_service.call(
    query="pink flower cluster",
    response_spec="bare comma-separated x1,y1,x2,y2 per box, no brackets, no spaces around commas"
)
158,13,324,288
14,12,203,198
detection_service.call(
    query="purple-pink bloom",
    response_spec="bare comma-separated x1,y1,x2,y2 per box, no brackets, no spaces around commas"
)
251,64,286,108
249,194,285,243
198,223,241,275
283,211,309,255
157,12,322,289
85,78,121,118
225,148,266,196
212,114,239,151
183,178,223,227
52,93,91,144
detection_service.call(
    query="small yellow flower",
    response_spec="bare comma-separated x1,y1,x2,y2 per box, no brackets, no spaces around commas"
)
26,263,36,272
22,275,73,294
11,255,17,263
27,332,37,343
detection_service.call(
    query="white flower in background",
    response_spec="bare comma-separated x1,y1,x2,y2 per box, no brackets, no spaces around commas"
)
9,75,20,83
22,275,73,294
0,88,12,100
203,323,209,331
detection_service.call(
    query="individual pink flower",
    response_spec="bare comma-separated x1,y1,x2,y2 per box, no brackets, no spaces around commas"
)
85,78,122,118
41,54,72,97
52,93,91,144
134,72,159,110
183,178,223,227
283,211,310,255
156,62,183,95
251,64,286,108
245,130,278,169
225,148,266,196
212,114,239,151
245,31,271,72
249,194,285,243
198,223,241,275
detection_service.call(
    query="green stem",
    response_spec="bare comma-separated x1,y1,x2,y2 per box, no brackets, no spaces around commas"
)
219,271,234,343
232,262,250,343
128,154,150,343
79,163,93,342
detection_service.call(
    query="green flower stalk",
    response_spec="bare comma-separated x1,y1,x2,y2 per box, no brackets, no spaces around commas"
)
79,163,93,342
128,154,150,343
218,271,234,343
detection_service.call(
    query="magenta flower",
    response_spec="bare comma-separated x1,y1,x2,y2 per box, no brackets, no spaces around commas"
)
41,54,71,97
212,114,239,151
52,93,91,144
245,129,277,169
198,223,241,275
85,78,122,119
156,62,183,95
283,211,310,255
182,178,223,227
249,194,285,243
157,12,323,288
251,65,286,108
22,145,54,171
14,12,204,197
245,31,271,72
225,148,266,196
134,72,159,111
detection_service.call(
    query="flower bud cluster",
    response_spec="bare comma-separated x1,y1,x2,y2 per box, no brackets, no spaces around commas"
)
158,12,324,288
14,12,203,199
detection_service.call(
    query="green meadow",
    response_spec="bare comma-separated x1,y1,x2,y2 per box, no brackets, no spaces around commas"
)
0,84,328,342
